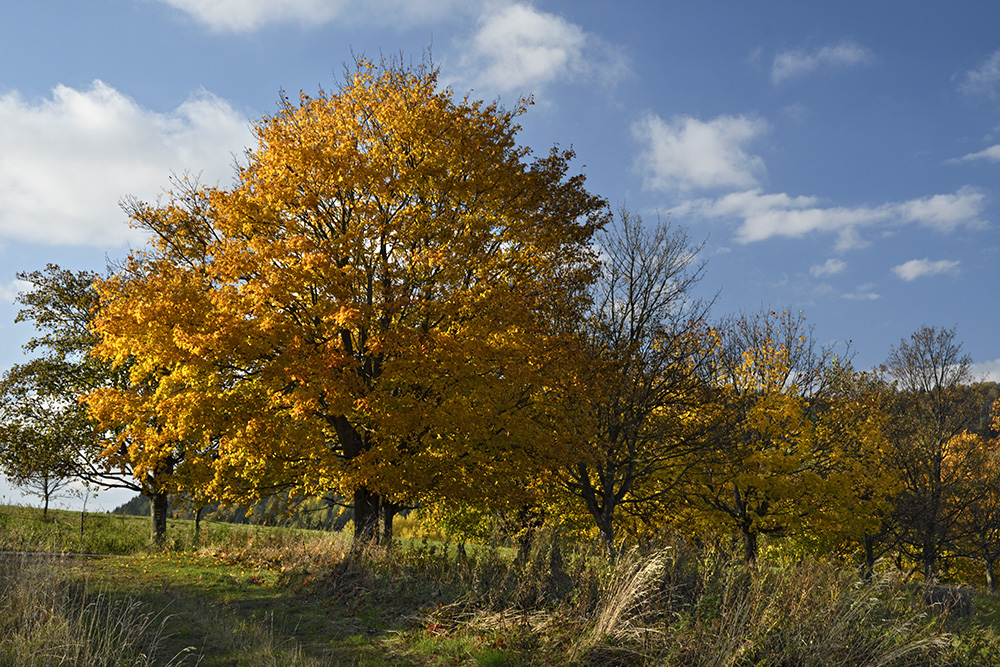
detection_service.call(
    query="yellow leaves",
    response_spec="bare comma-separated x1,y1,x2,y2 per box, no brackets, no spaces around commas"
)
86,57,606,511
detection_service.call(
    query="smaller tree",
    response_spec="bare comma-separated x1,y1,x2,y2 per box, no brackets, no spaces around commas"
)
0,377,79,519
883,325,985,580
0,265,182,543
687,309,833,563
951,399,1000,591
561,208,714,557
805,360,901,578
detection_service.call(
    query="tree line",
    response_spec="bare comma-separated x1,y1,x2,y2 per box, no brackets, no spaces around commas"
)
1,58,997,586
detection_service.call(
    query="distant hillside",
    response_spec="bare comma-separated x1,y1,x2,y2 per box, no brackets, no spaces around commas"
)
112,492,354,531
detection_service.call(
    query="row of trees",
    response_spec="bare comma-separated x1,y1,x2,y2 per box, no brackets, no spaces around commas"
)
1,59,997,585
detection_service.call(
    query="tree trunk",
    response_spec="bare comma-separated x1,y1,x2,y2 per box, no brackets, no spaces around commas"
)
985,557,997,594
516,527,535,563
79,491,87,543
381,501,400,542
600,510,616,560
742,528,758,563
150,491,168,546
352,486,380,547
194,506,203,544
922,539,936,581
863,533,877,581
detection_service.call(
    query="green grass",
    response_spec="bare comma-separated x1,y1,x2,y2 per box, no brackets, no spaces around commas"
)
0,504,152,554
5,503,1000,666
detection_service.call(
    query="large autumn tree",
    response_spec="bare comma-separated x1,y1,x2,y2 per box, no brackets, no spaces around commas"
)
89,59,607,545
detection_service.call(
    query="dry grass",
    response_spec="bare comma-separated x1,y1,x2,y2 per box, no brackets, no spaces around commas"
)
0,553,187,666
6,504,1000,666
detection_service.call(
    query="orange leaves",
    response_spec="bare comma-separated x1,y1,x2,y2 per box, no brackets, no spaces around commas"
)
87,58,607,515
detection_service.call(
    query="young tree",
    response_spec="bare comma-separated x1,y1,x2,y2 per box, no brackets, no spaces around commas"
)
0,381,78,519
560,209,714,557
686,310,833,563
0,265,190,543
951,402,1000,591
89,58,608,546
883,325,985,580
806,360,902,578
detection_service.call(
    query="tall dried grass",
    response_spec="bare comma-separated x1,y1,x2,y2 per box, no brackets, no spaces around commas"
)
0,553,186,666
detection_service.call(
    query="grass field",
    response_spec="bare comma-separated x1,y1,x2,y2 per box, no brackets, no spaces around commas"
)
2,503,1000,666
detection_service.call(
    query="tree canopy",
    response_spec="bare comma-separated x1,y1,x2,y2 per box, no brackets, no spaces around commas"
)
87,59,608,544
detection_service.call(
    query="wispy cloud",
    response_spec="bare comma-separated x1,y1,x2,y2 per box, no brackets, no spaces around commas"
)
676,186,986,250
842,283,880,300
894,189,988,232
0,279,32,305
458,3,629,95
158,0,346,32
772,40,873,84
810,258,846,278
156,0,473,33
0,81,252,246
958,49,1000,97
953,144,1000,163
632,113,768,193
891,258,961,281
970,357,1000,383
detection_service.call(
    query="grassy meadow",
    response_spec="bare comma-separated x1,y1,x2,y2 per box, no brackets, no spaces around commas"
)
2,503,1000,666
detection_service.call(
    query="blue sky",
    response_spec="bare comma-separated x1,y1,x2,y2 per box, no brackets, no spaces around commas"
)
1,1,998,509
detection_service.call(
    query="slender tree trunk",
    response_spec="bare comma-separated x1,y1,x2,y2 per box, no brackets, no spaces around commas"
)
742,528,758,563
353,487,380,547
79,490,87,543
863,533,877,581
922,538,936,581
600,510,616,560
150,491,168,546
194,506,203,544
516,528,534,563
985,557,997,594
43,494,49,522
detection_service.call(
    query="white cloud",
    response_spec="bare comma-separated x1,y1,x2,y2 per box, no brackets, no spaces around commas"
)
632,114,768,193
970,358,1000,383
772,40,873,84
955,144,1000,163
891,258,961,281
958,50,1000,97
157,0,473,32
459,3,629,95
895,187,988,231
0,81,252,246
677,186,986,250
810,258,846,278
158,0,345,32
842,283,879,300
0,279,32,305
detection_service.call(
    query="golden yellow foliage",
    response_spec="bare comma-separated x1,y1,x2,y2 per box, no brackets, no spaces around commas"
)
87,59,607,542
